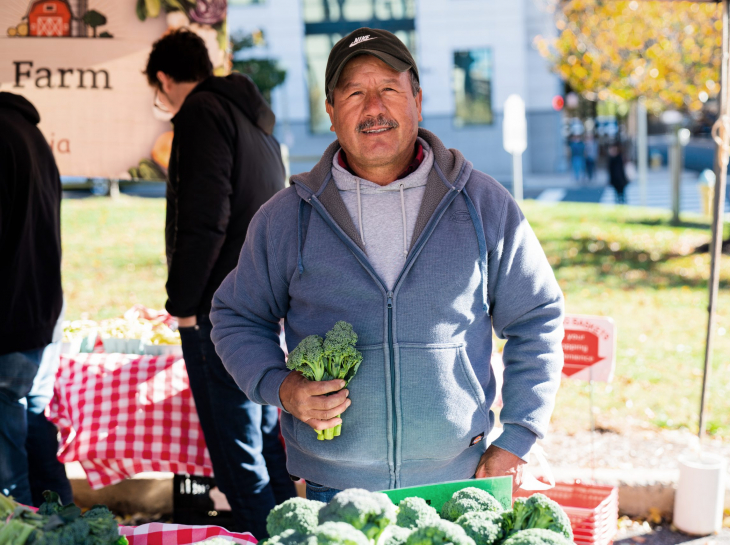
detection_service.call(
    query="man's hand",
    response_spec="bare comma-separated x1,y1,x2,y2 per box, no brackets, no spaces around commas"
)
176,316,197,328
279,372,351,432
475,444,526,492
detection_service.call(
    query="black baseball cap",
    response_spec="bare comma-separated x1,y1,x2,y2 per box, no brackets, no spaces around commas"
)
325,27,419,94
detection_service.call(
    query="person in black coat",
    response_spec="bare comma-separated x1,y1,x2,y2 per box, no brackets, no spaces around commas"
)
608,144,629,204
0,92,72,506
145,30,295,537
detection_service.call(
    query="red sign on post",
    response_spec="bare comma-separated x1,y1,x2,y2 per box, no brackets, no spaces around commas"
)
561,315,616,382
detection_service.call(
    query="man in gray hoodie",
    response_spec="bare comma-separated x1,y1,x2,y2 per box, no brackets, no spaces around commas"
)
211,28,564,502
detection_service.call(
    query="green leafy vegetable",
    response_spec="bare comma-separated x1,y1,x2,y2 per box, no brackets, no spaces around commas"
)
501,528,573,545
318,489,396,541
267,497,324,537
455,511,505,545
286,322,363,440
440,488,502,522
395,497,440,530
505,495,572,541
404,519,475,545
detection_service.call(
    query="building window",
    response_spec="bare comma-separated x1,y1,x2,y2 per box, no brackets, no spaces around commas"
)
453,49,493,127
303,0,416,134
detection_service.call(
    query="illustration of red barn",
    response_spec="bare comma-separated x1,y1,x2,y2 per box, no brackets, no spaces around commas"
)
26,0,73,37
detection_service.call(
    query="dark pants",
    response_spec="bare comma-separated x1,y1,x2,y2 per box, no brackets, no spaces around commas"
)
179,316,296,539
585,158,596,182
304,481,340,503
0,345,72,506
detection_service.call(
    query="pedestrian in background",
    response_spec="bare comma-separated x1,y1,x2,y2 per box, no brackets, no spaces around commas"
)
568,134,586,183
0,92,73,506
584,133,598,183
608,143,629,204
145,29,295,538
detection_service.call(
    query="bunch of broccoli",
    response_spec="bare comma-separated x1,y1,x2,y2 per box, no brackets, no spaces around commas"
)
0,491,126,545
503,495,572,541
440,488,502,523
262,488,574,545
286,322,363,440
319,489,397,541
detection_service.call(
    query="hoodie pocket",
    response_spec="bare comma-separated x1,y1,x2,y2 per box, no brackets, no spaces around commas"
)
293,344,389,462
397,343,488,461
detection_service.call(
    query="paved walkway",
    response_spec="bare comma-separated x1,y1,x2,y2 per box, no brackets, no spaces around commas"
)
525,168,730,216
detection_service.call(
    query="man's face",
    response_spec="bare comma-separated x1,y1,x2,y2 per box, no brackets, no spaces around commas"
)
326,55,422,170
155,72,184,116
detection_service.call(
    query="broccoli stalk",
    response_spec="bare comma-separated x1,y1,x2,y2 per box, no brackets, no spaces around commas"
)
0,495,17,520
322,322,362,439
287,322,363,441
0,519,36,545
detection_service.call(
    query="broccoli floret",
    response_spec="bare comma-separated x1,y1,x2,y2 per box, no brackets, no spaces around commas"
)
82,504,122,544
380,525,413,545
37,491,63,517
507,495,572,541
455,511,505,545
287,335,328,439
267,497,325,537
288,335,327,382
261,528,318,545
318,489,396,541
440,488,502,522
311,522,370,545
396,497,440,529
405,519,476,545
501,529,573,545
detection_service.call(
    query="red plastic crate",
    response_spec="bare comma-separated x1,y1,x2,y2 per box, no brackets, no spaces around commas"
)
514,482,618,545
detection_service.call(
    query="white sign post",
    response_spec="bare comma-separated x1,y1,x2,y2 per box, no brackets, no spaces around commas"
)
503,94,527,202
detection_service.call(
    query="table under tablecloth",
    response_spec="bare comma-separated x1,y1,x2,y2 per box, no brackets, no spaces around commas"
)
48,353,213,489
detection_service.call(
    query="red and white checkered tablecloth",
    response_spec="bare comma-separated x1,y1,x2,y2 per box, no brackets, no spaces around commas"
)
48,353,213,489
120,523,256,545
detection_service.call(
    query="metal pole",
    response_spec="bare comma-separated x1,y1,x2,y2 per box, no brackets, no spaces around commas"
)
513,152,524,202
638,97,648,207
699,0,730,442
671,129,681,224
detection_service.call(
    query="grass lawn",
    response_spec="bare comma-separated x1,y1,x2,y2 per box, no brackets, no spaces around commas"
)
61,196,730,438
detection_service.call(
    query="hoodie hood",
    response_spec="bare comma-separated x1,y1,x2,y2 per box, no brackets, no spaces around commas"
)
291,129,468,198
0,92,40,125
290,128,472,253
190,73,275,135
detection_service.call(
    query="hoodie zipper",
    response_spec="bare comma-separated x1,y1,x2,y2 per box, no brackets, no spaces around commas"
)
387,290,395,470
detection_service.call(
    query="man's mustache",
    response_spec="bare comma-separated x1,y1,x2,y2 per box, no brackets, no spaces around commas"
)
356,115,399,133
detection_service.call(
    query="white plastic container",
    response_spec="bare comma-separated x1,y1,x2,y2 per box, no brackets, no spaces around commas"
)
673,452,726,535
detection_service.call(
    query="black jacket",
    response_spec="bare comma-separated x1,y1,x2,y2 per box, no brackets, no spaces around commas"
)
608,153,629,191
0,93,63,355
165,73,285,318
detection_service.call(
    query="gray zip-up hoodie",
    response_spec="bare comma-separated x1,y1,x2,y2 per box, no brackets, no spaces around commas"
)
210,129,564,491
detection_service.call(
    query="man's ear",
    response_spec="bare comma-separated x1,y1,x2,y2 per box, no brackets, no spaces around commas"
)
325,98,335,133
157,71,172,94
415,88,423,123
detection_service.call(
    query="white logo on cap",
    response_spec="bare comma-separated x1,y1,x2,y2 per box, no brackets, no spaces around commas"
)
350,35,376,47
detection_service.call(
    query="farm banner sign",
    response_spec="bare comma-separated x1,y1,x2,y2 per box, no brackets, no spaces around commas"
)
0,0,227,179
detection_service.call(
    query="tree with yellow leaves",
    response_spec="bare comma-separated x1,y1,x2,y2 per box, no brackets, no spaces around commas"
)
535,0,722,113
